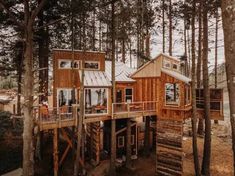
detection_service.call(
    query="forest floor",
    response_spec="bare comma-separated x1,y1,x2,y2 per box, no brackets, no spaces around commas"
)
0,92,233,175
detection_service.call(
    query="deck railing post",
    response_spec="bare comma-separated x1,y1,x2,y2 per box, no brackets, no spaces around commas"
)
127,103,130,117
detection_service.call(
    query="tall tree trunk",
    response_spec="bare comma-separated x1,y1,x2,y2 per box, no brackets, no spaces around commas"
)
122,39,125,63
17,47,23,115
221,0,235,173
184,16,188,76
197,0,204,135
38,4,49,103
74,12,86,176
168,0,172,56
162,0,165,53
191,0,201,175
201,1,211,175
214,8,219,124
23,21,35,176
110,1,116,175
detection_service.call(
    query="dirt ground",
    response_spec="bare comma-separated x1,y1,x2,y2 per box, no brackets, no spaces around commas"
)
87,124,233,176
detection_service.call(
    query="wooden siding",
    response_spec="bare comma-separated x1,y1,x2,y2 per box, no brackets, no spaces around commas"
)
133,77,159,102
131,55,162,78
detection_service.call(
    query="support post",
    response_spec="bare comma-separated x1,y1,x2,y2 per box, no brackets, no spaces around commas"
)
110,119,116,175
144,116,150,156
53,128,58,176
126,118,132,168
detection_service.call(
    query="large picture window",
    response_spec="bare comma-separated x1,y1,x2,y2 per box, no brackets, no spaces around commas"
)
165,83,180,105
57,89,77,107
85,88,108,115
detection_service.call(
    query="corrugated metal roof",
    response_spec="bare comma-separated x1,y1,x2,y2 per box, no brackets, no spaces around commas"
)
161,68,191,84
79,70,112,87
105,61,136,82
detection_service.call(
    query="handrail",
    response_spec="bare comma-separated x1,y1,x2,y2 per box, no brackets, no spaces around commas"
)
112,101,158,118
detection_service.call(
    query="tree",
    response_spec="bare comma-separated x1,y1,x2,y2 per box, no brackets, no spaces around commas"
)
201,1,211,175
221,0,235,173
197,0,204,136
191,0,200,175
0,1,47,175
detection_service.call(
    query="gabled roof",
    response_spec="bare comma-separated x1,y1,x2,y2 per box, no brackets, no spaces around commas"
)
131,53,180,77
105,61,136,82
161,68,191,84
79,70,112,87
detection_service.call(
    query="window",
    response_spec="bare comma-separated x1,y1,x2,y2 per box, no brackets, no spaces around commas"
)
165,83,180,105
116,89,123,103
59,60,79,69
57,89,77,107
163,59,171,69
118,136,125,148
172,63,179,71
185,85,191,105
131,135,135,145
84,61,100,70
85,88,108,115
59,60,70,68
125,88,133,103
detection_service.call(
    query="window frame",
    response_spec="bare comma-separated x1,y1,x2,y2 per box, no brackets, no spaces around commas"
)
163,59,171,69
118,136,125,148
84,60,100,70
58,59,80,69
165,83,180,106
125,88,133,103
84,88,109,116
57,88,77,108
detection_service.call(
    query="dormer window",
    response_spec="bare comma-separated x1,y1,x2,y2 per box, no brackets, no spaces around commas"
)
172,63,179,71
163,59,171,69
84,61,100,70
59,60,80,69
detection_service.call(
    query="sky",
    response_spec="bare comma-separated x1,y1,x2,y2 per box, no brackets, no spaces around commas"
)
150,10,225,72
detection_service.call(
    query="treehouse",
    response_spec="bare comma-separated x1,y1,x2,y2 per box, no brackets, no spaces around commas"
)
35,49,224,176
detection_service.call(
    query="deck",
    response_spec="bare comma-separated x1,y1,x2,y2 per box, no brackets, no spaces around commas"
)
112,101,158,119
35,101,158,131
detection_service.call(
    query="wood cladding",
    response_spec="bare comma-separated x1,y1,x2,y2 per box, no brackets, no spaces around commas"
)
156,119,183,176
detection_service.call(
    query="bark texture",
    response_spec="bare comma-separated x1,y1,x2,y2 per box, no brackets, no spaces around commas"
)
191,0,201,175
201,1,211,175
221,0,235,173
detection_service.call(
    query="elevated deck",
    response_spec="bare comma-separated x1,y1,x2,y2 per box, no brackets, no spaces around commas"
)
35,101,159,131
112,101,158,119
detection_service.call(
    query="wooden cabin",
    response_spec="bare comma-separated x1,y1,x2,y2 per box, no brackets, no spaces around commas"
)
131,53,192,120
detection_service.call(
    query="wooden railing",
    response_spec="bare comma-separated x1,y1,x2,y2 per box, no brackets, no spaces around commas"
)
196,100,223,116
34,105,79,130
112,101,157,118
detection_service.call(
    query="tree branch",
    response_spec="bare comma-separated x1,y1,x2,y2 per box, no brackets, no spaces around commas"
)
0,0,24,29
30,0,47,25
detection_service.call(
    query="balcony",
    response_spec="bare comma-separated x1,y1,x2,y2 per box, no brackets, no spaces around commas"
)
112,101,158,119
35,105,78,131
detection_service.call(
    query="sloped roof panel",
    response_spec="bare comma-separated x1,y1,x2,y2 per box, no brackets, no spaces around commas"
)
105,61,136,82
79,70,112,87
161,68,191,84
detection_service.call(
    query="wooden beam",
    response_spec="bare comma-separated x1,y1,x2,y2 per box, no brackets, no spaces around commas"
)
144,116,151,156
53,128,58,176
